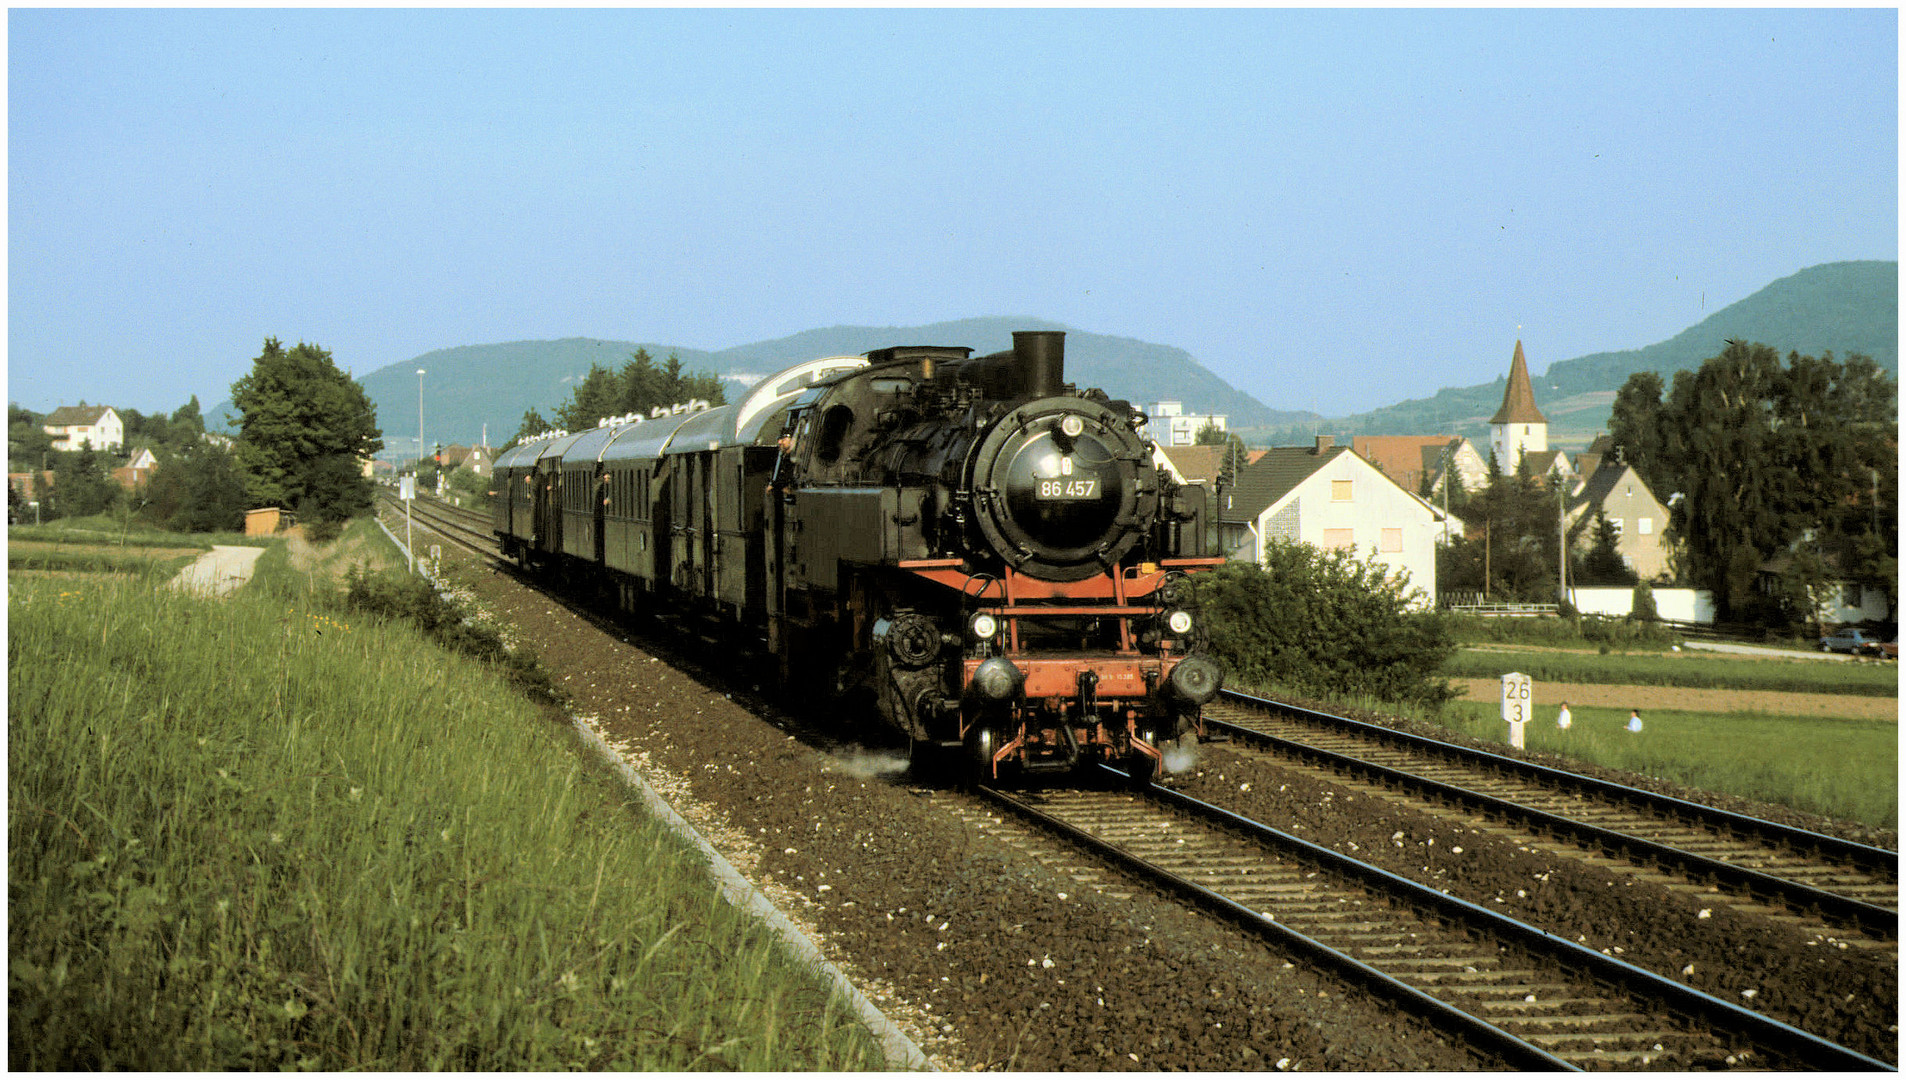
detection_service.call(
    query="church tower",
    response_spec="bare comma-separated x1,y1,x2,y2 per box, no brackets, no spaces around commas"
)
1489,340,1548,476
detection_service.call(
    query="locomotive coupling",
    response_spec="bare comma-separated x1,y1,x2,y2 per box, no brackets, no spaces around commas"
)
1162,654,1223,707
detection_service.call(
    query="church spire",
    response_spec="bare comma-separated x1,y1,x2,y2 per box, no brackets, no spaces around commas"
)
1489,340,1548,425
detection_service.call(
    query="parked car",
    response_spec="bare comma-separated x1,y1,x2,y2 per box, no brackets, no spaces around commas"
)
1876,639,1899,660
1819,628,1879,655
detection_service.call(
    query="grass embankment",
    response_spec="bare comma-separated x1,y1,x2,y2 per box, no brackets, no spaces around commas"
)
9,541,884,1069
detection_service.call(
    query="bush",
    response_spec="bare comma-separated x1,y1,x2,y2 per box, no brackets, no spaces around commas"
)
1631,580,1659,622
1194,541,1457,706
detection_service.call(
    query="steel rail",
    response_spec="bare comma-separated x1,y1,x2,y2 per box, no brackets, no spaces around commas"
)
1218,689,1898,879
981,770,1892,1072
1205,696,1897,939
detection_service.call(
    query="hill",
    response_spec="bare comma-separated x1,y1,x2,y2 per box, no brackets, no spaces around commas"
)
1271,260,1897,447
216,319,1289,455
202,260,1893,455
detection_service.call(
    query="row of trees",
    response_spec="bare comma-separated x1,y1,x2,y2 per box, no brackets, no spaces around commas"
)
9,340,383,533
511,348,728,447
1608,343,1895,623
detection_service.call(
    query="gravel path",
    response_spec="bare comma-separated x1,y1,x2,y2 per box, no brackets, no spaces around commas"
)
168,544,265,597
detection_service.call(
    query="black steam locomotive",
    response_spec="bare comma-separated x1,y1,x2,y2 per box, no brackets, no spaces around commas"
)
493,330,1224,781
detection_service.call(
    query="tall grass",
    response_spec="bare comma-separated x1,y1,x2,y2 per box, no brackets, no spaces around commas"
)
8,543,202,578
1437,702,1897,830
9,574,884,1070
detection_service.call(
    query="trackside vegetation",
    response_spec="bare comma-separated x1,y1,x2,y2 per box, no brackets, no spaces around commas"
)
1193,541,1457,707
9,568,885,1069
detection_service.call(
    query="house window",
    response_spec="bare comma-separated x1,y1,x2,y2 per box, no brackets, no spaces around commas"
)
1322,528,1354,550
1608,517,1624,537
1331,480,1353,502
1381,528,1403,553
1638,517,1653,535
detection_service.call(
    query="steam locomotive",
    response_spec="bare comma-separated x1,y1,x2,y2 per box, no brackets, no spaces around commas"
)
493,330,1224,781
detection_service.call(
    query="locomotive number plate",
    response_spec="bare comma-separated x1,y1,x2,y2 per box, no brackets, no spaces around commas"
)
1037,479,1099,500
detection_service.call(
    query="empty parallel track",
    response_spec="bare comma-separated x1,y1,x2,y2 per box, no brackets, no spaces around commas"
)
982,778,1889,1071
1204,691,1898,943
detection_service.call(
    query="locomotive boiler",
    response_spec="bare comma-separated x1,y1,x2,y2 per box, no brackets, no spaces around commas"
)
494,330,1224,781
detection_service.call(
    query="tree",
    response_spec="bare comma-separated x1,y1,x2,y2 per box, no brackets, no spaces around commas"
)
230,338,383,524
1194,423,1249,487
1577,511,1636,586
556,363,623,431
1607,371,1667,487
1436,469,1560,600
166,442,250,533
1194,541,1455,706
48,441,121,520
506,408,554,450
1651,342,1897,621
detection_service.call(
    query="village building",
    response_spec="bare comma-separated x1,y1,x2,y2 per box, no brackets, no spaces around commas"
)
110,447,159,490
1141,401,1228,448
1216,437,1443,608
1566,460,1674,580
43,405,124,452
1351,435,1490,500
1489,341,1547,477
441,443,494,477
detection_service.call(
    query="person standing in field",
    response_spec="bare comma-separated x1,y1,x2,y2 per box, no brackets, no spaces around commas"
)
1626,709,1643,733
1556,702,1572,730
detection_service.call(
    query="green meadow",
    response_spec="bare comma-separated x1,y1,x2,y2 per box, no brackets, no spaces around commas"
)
1438,701,1897,830
8,538,885,1069
1446,645,1899,698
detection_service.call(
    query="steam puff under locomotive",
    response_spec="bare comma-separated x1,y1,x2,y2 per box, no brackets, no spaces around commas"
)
493,330,1225,782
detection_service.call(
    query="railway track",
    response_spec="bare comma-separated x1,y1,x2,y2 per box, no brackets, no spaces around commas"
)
385,497,1893,1067
376,491,498,558
1202,691,1898,945
978,775,1890,1071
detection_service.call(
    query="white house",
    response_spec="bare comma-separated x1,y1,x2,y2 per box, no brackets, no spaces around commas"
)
1218,437,1441,608
43,405,124,452
1142,401,1228,447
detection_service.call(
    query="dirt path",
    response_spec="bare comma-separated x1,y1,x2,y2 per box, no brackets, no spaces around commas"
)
1454,677,1897,722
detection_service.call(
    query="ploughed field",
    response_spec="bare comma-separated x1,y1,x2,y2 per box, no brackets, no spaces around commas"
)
444,543,1896,1069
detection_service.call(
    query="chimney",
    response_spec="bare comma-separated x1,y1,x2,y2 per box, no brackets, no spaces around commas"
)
1013,330,1066,399
1313,435,1333,455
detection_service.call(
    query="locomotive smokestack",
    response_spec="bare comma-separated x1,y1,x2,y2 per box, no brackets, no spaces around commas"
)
1014,330,1065,398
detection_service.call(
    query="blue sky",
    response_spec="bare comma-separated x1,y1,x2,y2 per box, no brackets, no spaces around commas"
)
9,7,1897,421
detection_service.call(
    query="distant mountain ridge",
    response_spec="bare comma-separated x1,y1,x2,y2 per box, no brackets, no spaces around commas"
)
206,260,1894,455
1294,260,1897,445
277,319,1293,456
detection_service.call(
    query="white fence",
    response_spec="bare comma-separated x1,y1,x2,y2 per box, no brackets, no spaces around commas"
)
1568,586,1715,624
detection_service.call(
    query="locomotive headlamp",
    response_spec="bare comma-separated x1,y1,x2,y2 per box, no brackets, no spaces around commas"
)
1166,610,1194,635
971,613,999,640
1058,414,1085,439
